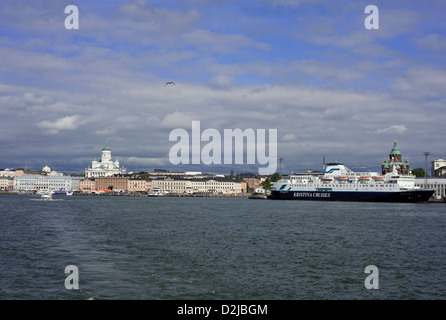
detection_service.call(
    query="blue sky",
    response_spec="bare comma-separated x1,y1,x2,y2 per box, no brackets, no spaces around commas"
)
0,0,445,174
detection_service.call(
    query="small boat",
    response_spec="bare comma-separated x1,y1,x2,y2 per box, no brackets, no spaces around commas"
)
66,190,73,196
40,190,54,200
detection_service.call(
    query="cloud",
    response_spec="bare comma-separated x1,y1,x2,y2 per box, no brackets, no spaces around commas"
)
36,115,82,134
182,29,269,54
414,33,446,52
282,133,296,141
374,125,408,135
94,128,117,136
0,0,445,173
160,111,194,129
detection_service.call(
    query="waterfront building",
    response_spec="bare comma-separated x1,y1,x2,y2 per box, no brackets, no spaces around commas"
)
0,177,14,191
94,176,129,192
0,169,40,177
382,140,410,175
129,178,146,192
79,178,95,192
431,159,446,178
414,178,446,200
14,175,83,192
145,179,152,193
85,144,126,178
151,176,244,195
153,177,187,194
0,169,16,178
242,176,262,192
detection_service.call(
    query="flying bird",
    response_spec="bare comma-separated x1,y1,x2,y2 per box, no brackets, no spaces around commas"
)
165,81,175,86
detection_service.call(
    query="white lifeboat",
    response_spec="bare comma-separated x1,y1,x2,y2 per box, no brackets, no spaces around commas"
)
337,176,349,183
373,176,385,183
359,176,372,183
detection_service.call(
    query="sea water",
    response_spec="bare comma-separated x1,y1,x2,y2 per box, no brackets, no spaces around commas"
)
0,194,445,300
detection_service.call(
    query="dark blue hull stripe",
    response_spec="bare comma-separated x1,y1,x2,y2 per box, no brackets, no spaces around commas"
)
269,190,434,202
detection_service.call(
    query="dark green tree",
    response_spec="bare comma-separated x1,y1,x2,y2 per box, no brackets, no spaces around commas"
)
139,172,150,180
261,177,272,190
412,168,428,178
270,172,281,182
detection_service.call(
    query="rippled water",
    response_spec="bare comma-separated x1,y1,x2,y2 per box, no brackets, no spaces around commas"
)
1,194,445,300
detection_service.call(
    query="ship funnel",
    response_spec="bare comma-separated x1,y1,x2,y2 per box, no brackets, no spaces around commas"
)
324,163,352,176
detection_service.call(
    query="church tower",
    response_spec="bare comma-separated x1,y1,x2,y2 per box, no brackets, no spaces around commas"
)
382,140,410,175
85,143,126,178
101,144,112,162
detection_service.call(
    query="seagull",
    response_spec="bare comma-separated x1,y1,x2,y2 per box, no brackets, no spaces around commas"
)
165,81,175,86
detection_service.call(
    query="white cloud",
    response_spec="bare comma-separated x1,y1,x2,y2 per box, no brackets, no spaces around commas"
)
414,33,446,52
36,115,82,134
160,111,194,129
374,125,408,134
94,128,117,136
282,133,296,141
1,0,445,173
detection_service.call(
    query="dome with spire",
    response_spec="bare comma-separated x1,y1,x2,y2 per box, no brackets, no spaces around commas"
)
85,144,126,178
390,140,401,155
382,140,410,175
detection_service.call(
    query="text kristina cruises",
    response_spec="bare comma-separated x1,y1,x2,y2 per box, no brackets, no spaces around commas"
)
270,163,434,203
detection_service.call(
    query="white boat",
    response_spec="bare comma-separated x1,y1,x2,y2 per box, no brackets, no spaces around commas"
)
66,190,73,196
40,190,54,200
148,191,166,197
148,186,167,197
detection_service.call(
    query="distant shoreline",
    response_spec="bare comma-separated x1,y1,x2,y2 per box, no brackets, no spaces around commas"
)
0,191,251,199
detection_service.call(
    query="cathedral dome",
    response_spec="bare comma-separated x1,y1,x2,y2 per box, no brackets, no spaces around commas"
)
42,165,51,173
390,140,401,155
102,144,111,151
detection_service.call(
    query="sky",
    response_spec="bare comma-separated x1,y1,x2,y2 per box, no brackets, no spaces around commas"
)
0,0,445,175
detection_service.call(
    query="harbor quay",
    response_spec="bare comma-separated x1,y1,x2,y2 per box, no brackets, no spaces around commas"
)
0,172,260,198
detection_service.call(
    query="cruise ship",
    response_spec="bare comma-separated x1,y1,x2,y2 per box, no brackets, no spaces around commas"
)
269,163,434,203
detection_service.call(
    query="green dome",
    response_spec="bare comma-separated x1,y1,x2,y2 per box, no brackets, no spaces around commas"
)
102,144,111,151
390,140,401,155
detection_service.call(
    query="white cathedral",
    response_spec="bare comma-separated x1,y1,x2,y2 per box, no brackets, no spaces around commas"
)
84,144,127,178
